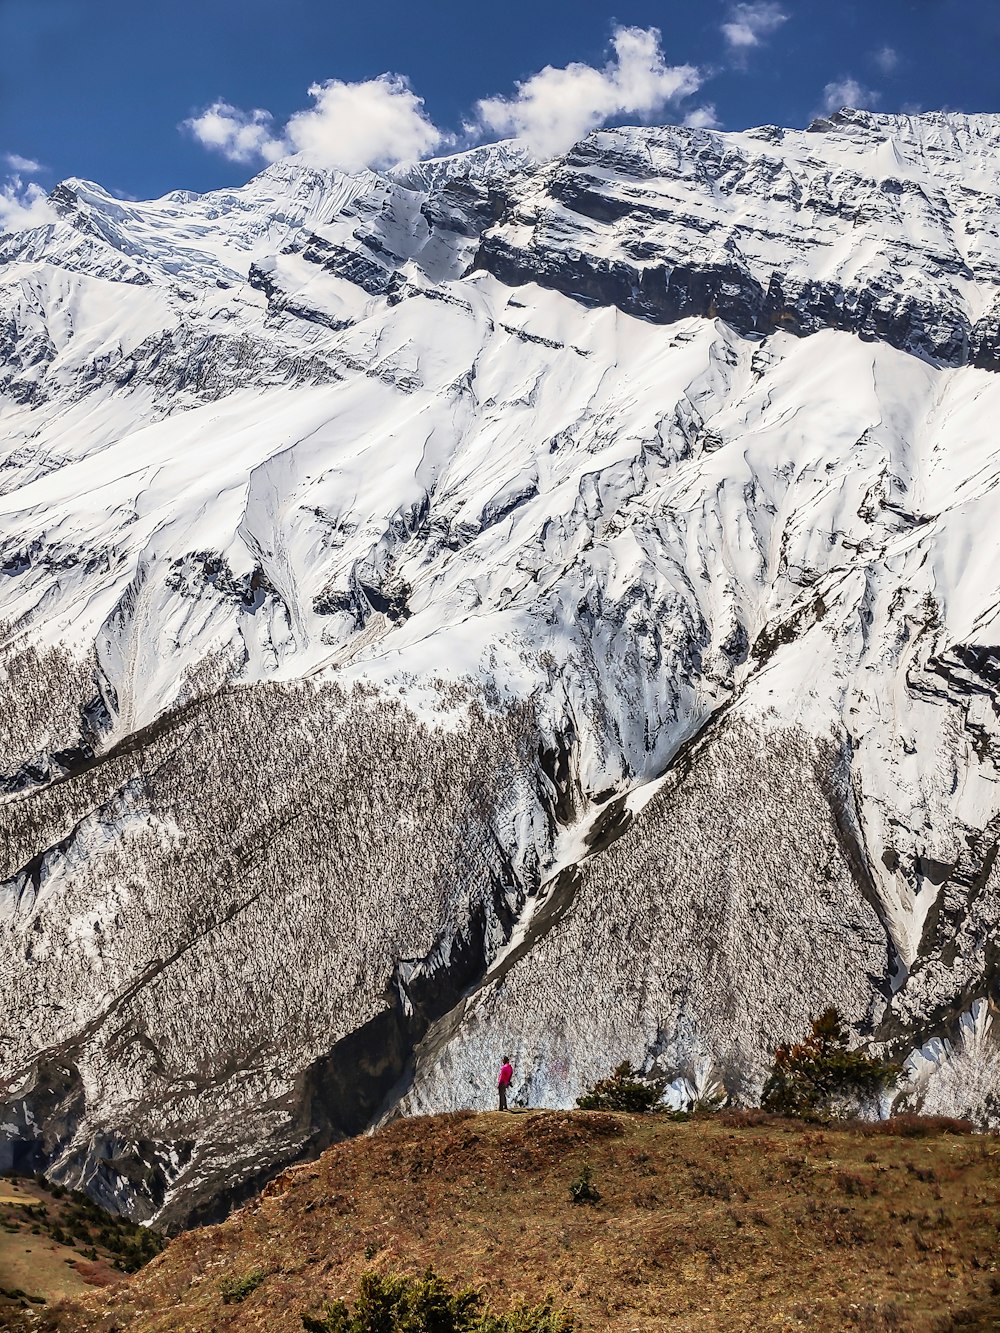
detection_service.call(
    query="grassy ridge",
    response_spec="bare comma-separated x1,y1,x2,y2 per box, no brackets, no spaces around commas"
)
33,1109,1000,1332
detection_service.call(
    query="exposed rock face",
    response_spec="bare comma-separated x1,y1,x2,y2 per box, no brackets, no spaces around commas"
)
473,112,1000,368
1,677,548,1225
1,112,999,1224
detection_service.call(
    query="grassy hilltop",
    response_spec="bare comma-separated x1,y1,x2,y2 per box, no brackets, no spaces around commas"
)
13,1108,999,1333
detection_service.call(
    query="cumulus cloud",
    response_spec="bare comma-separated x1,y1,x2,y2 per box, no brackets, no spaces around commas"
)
0,175,58,233
475,25,702,159
184,75,442,173
184,100,283,165
4,152,44,174
187,30,705,173
822,76,880,114
873,45,899,74
684,104,722,130
283,76,442,171
721,3,788,52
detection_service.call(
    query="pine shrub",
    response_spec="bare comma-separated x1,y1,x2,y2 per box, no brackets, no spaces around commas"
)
220,1268,266,1304
576,1062,665,1113
761,1008,902,1118
301,1268,574,1332
568,1165,600,1205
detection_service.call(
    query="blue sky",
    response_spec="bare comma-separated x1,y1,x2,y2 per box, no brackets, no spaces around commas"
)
0,0,994,203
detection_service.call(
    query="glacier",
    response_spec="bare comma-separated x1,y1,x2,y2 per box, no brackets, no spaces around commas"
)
0,108,998,1225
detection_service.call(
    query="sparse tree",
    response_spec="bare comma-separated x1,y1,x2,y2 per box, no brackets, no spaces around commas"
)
761,1007,901,1118
576,1061,665,1113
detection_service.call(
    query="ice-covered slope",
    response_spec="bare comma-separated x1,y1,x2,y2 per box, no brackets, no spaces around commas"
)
1,111,999,1224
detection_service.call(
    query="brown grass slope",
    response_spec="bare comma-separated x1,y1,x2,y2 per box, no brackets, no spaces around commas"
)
40,1111,1000,1333
0,1175,164,1323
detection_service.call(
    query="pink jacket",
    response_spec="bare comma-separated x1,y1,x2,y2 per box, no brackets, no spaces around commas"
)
498,1062,513,1087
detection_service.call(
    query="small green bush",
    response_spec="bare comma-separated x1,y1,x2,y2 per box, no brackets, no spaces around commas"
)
761,1008,902,1118
576,1062,665,1113
301,1268,574,1332
220,1268,266,1304
568,1165,600,1206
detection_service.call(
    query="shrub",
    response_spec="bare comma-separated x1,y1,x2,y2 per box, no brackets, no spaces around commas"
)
220,1268,266,1304
568,1165,600,1205
301,1269,575,1331
761,1008,902,1118
576,1062,665,1113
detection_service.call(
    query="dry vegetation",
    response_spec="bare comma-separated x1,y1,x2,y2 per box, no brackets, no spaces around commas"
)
0,632,97,784
34,1110,1000,1333
0,1174,163,1321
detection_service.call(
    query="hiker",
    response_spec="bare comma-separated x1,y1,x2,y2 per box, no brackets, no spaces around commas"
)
498,1054,513,1111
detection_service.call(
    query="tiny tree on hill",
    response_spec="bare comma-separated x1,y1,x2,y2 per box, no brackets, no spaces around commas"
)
761,1007,902,1118
576,1061,665,1113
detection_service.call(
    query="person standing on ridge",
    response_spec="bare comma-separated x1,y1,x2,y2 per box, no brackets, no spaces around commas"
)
498,1055,513,1111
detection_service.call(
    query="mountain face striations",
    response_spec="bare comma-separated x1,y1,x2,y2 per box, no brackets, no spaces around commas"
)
1,109,999,1225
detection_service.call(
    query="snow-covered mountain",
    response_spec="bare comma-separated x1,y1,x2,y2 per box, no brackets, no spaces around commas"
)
2,109,999,1225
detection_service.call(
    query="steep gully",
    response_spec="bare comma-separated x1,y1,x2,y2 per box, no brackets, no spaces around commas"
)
2,683,731,1227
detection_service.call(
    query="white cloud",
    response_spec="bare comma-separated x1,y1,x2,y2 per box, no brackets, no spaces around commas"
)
475,26,703,159
873,45,899,74
721,3,788,51
183,100,283,165
684,104,721,130
0,175,58,233
283,76,442,171
4,152,44,175
184,75,442,173
187,30,704,173
822,77,880,115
